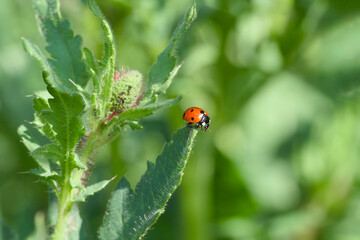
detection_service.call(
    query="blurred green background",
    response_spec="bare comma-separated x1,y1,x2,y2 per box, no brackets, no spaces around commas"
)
2,0,360,239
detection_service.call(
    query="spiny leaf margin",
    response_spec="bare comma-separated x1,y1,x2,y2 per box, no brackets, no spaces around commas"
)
98,127,198,240
146,2,197,99
88,0,116,117
42,84,86,154
72,177,116,202
32,0,89,92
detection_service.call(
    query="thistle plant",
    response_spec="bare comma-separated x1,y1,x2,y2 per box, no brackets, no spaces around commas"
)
18,0,198,239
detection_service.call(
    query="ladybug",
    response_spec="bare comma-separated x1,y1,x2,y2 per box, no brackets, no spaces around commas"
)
182,107,210,131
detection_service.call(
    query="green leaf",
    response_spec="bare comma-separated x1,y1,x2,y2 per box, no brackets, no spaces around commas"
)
88,0,115,115
126,121,143,131
71,154,87,170
99,127,198,240
147,3,197,96
151,63,183,95
33,95,51,113
31,143,62,172
33,95,57,141
42,85,86,153
107,96,182,127
32,0,89,92
29,168,59,179
29,169,59,192
18,125,58,176
18,125,41,153
72,177,115,202
22,38,57,84
100,96,181,143
83,47,99,76
87,0,115,69
18,126,61,192
83,47,100,91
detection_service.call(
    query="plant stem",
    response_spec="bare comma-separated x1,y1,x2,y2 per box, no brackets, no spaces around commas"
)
52,129,99,239
72,130,99,190
52,179,73,240
80,130,97,164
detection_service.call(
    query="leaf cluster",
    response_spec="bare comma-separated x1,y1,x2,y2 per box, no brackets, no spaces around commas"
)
18,0,198,239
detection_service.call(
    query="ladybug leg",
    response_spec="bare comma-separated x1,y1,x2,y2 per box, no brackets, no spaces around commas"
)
187,122,201,129
199,122,209,131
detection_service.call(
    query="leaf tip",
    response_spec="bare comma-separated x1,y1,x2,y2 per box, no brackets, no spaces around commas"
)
187,1,198,23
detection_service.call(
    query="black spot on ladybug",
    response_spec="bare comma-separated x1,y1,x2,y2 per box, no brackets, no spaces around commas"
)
182,107,210,131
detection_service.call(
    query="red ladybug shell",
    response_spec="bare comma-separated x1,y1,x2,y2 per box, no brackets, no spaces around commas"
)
182,107,208,123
